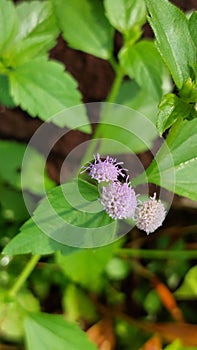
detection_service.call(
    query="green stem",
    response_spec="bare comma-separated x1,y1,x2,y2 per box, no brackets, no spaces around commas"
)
109,56,118,72
118,248,197,260
106,65,124,104
80,65,124,165
8,254,40,298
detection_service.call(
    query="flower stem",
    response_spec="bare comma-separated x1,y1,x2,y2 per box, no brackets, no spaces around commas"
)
118,248,197,260
80,65,124,165
106,65,124,104
8,254,41,298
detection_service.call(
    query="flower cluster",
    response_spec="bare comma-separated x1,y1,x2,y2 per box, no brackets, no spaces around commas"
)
81,154,166,234
81,154,126,183
100,179,137,220
135,193,166,235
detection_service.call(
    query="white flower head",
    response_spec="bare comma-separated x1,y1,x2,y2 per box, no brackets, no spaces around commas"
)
135,193,166,235
100,179,137,220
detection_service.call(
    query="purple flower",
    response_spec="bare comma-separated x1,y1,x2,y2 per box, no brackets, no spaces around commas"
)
81,153,127,183
135,193,166,235
100,180,137,220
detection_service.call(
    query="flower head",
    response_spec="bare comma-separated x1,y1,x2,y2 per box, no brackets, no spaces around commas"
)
100,179,137,220
135,193,166,235
81,153,127,183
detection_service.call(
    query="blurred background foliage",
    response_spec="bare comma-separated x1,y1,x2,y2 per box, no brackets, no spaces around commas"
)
0,0,197,349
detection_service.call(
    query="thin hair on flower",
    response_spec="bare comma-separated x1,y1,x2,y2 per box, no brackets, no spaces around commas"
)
100,177,137,220
81,153,128,183
135,193,166,235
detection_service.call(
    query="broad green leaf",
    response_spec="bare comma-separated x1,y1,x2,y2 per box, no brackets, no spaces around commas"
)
0,0,18,54
9,57,89,130
145,119,197,201
189,11,197,48
119,40,166,100
52,0,114,59
174,266,197,299
0,140,54,193
24,313,97,350
116,80,159,121
98,78,164,155
21,147,55,196
157,93,193,136
104,0,146,34
22,179,116,248
146,0,196,89
16,1,58,41
0,75,15,107
57,240,121,292
3,218,77,256
0,289,40,341
3,1,59,67
3,179,117,254
97,101,158,155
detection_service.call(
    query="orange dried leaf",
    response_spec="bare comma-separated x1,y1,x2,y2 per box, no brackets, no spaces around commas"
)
86,319,115,350
141,335,162,350
152,277,184,322
146,322,197,347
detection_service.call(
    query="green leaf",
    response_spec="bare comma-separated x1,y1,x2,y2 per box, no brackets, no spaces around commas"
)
189,11,197,48
0,74,15,107
0,140,54,193
21,147,55,196
164,339,197,350
97,100,158,155
24,312,97,350
146,0,196,89
157,94,178,135
116,80,159,121
16,1,58,42
143,289,161,315
9,57,89,130
24,179,116,248
3,1,59,67
157,93,193,135
179,77,197,103
157,78,197,135
145,119,197,201
0,187,29,222
104,0,146,34
3,179,117,255
174,265,197,299
52,0,114,59
63,284,98,322
3,218,77,256
57,240,121,292
0,141,26,189
0,0,18,54
0,289,40,341
119,40,166,100
105,257,129,281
